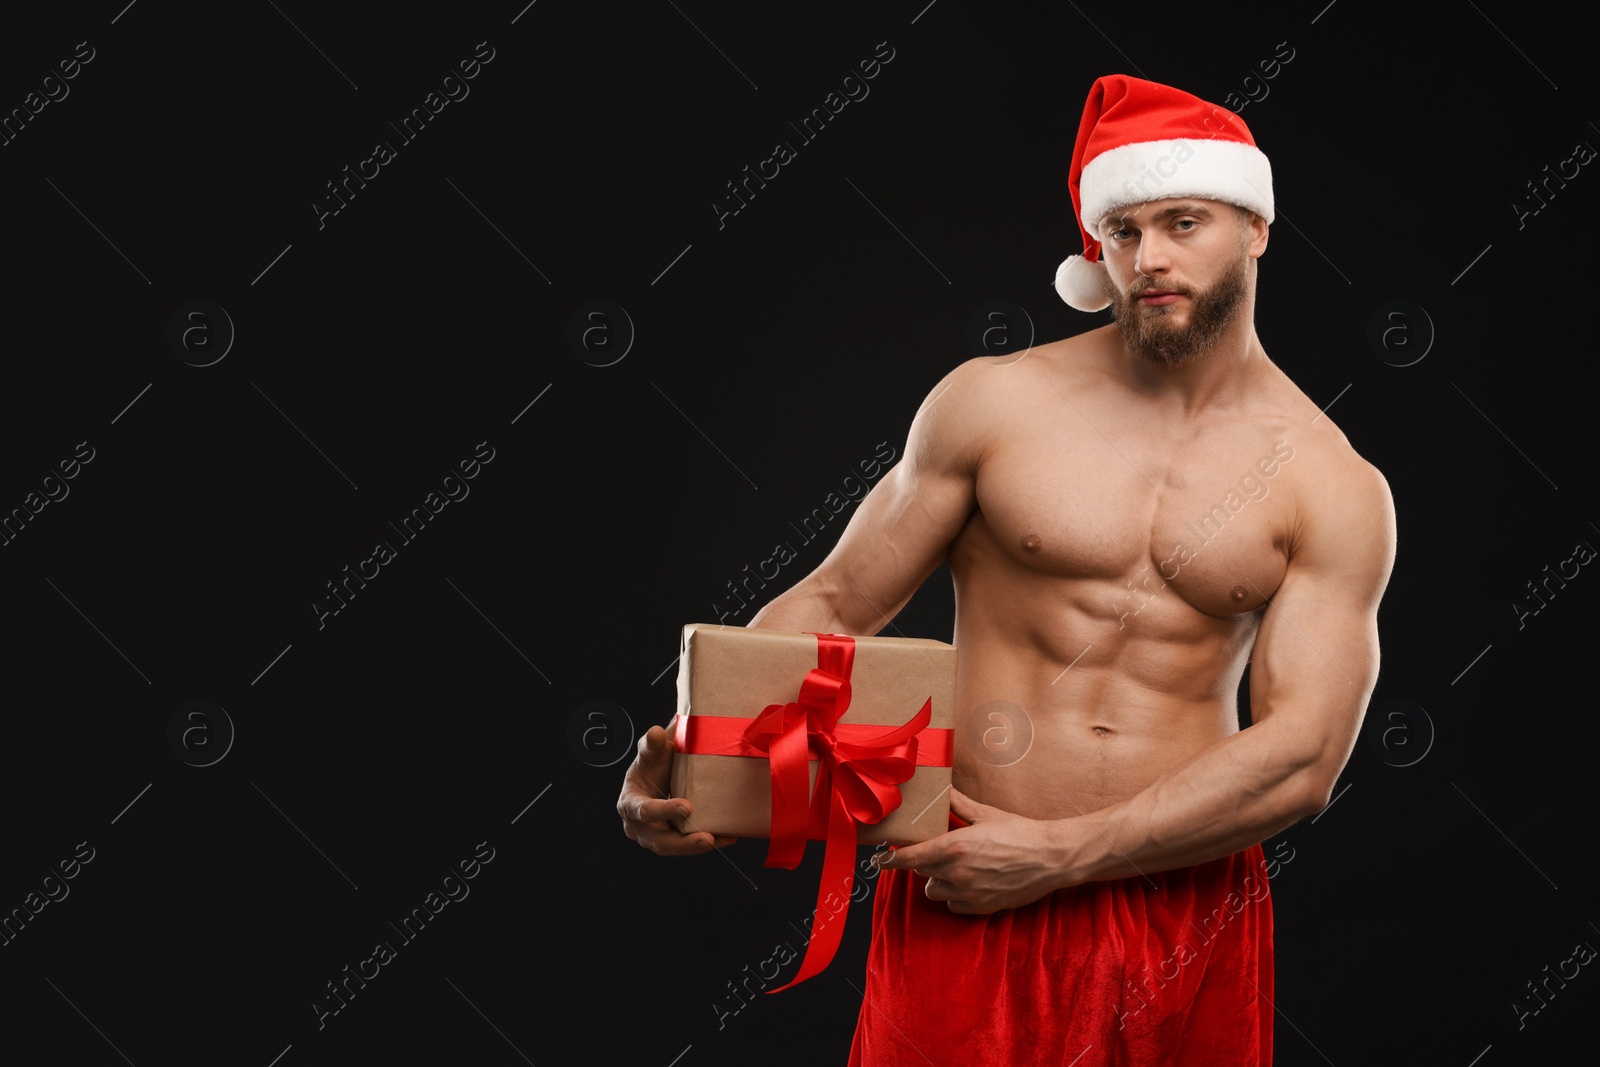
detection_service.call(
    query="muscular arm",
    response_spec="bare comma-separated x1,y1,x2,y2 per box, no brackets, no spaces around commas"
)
1051,456,1398,884
749,362,986,635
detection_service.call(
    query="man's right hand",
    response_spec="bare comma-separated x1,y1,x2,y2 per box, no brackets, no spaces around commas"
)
617,713,738,855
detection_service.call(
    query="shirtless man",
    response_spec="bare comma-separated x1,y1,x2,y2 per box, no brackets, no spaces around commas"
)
618,75,1395,1064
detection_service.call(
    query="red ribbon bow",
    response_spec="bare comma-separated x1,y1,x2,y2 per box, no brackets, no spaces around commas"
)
679,632,939,992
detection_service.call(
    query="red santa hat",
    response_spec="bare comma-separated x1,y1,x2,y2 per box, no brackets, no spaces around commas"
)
1054,74,1275,312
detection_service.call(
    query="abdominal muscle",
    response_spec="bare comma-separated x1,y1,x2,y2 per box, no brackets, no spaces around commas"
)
945,553,1260,823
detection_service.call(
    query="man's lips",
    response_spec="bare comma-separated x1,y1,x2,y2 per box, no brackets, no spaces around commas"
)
1136,289,1184,305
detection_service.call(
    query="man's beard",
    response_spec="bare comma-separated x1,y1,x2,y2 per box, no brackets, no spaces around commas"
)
1103,246,1251,367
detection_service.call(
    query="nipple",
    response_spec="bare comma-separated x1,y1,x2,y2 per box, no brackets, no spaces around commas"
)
1021,533,1043,553
1231,585,1248,602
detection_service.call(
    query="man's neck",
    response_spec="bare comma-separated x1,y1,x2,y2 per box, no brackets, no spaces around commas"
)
1112,305,1267,418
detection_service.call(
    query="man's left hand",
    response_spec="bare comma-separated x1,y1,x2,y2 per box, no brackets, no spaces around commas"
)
872,786,1075,914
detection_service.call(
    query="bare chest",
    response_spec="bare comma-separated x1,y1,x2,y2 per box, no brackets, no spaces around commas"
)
965,417,1298,619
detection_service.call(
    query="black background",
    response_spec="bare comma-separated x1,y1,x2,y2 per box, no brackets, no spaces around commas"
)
1,2,1595,1064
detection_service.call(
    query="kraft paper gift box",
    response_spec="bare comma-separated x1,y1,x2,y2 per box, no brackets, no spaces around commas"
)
668,623,957,847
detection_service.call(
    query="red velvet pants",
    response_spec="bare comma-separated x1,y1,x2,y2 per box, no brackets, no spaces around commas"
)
848,830,1274,1066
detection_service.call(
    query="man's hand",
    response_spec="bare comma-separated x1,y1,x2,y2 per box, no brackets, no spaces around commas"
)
616,713,738,855
871,786,1071,914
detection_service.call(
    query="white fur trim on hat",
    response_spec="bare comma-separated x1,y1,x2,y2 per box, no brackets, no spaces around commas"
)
1054,254,1109,313
1078,137,1274,236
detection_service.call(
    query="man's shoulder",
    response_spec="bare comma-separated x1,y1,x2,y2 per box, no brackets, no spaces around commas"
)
902,337,1090,476
925,329,1111,411
1283,406,1386,494
1253,366,1386,481
1242,365,1393,572
1294,429,1392,523
1275,417,1394,574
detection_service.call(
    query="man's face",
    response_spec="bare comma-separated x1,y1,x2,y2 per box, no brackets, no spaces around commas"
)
1096,199,1258,367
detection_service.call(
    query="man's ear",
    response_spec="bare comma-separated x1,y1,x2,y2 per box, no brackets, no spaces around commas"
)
1246,211,1269,259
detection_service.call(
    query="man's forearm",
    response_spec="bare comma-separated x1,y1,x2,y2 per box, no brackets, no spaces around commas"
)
1048,719,1328,887
746,574,854,633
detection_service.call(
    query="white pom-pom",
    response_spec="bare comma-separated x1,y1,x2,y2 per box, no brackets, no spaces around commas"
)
1054,254,1111,312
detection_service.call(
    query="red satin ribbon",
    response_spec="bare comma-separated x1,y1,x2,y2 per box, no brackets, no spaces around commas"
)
674,631,950,992
677,716,954,773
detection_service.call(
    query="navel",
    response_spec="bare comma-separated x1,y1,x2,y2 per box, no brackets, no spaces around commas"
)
1021,533,1043,553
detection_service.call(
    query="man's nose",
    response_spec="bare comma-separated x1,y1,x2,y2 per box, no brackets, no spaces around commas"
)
1134,233,1172,276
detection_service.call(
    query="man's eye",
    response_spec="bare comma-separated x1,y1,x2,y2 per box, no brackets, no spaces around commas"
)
1110,228,1131,240
1174,219,1197,230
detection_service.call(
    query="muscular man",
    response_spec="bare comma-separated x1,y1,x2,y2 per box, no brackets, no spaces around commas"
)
618,75,1395,1065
